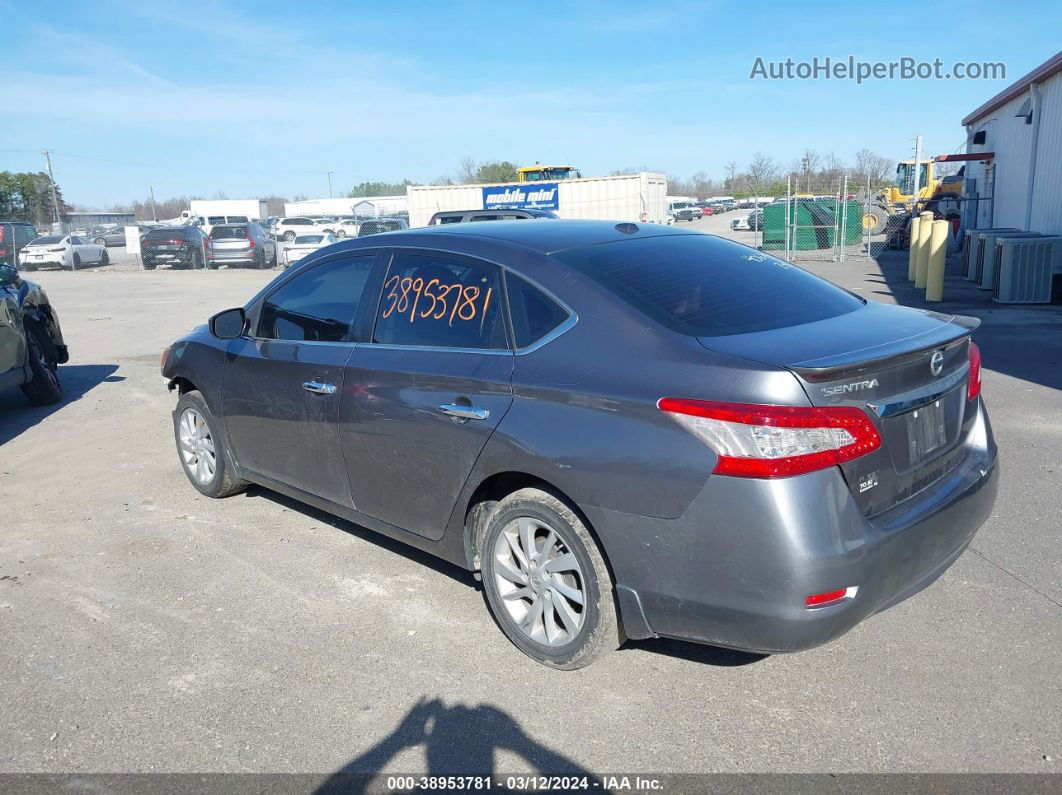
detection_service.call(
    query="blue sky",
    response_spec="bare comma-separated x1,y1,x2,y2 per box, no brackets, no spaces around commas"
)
2,0,1059,207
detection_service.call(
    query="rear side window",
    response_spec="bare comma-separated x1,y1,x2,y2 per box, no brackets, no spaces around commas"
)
257,255,374,342
556,235,862,337
434,215,464,225
373,253,505,350
506,274,568,348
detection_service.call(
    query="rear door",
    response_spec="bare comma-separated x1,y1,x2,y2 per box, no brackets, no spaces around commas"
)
222,252,378,505
339,249,514,540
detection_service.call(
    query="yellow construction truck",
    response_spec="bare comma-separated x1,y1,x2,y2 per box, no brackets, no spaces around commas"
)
861,152,991,235
517,165,582,182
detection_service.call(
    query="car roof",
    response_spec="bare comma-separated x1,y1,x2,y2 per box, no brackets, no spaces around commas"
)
378,219,698,254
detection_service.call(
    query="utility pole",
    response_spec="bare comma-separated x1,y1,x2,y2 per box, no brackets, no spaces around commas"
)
149,185,158,221
326,171,334,199
912,134,924,209
41,149,62,229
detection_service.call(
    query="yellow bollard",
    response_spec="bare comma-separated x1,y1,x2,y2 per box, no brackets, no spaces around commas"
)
915,211,933,288
926,220,948,301
908,215,922,281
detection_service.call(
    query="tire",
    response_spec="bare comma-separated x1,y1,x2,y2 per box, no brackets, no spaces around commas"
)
270,248,278,268
335,230,346,239
143,261,157,271
283,231,296,242
71,253,80,271
99,250,109,266
480,487,623,670
863,205,889,236
173,390,247,498
20,260,37,272
20,325,62,406
94,237,106,245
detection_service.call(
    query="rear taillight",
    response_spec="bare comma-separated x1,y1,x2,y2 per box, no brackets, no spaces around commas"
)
967,341,982,401
0,227,5,242
658,398,882,478
246,228,255,249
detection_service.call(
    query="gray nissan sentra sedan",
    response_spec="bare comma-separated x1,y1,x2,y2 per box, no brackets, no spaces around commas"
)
161,220,999,669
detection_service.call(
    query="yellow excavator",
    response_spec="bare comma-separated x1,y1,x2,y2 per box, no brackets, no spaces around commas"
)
517,165,582,182
861,152,991,235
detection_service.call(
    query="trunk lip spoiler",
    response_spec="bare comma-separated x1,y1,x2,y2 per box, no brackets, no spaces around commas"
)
789,314,980,383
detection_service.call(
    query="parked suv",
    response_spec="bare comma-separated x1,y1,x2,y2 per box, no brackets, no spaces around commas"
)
0,263,69,405
357,218,409,236
0,220,38,266
162,221,997,669
274,217,319,242
140,226,208,270
428,209,559,225
667,201,699,222
207,223,277,269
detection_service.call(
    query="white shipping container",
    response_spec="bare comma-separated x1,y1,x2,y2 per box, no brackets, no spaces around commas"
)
189,199,268,221
284,196,408,218
406,172,667,228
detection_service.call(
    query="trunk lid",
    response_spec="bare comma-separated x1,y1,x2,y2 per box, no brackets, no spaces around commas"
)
699,301,979,515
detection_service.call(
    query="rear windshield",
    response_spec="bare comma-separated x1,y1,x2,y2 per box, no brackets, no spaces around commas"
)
210,226,248,239
144,228,191,239
555,234,863,337
31,236,62,245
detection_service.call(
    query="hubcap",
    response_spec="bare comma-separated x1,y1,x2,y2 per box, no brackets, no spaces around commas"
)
178,408,216,485
493,517,586,647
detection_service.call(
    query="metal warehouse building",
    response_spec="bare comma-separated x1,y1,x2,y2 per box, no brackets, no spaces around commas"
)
963,51,1062,233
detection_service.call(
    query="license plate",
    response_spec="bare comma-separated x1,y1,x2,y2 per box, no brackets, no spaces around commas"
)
906,399,947,461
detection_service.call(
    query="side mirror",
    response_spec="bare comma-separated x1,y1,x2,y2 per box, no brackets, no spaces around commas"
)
0,264,19,287
209,307,247,339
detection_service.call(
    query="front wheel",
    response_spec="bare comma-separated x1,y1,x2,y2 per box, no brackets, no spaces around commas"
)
283,231,296,242
481,488,623,669
99,250,109,266
94,237,106,245
335,230,347,239
71,253,81,271
862,205,889,236
173,391,247,498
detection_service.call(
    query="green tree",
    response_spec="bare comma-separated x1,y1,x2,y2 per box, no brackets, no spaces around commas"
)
471,161,518,184
349,180,415,197
0,171,69,227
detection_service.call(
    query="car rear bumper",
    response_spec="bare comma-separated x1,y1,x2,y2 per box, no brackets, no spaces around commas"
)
589,401,999,653
209,252,258,264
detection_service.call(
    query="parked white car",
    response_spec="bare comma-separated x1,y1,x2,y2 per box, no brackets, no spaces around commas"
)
282,233,336,267
18,235,108,271
273,217,319,242
333,219,361,239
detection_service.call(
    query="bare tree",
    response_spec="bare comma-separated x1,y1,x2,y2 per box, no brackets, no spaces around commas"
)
724,161,738,187
747,152,777,192
458,157,478,184
854,149,894,186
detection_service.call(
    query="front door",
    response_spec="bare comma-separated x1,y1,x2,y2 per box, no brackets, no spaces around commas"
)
222,253,376,505
340,250,514,539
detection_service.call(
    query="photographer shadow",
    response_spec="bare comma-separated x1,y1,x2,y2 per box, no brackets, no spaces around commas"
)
316,698,601,794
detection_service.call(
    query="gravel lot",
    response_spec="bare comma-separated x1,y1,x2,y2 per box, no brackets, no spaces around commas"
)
1,223,1060,776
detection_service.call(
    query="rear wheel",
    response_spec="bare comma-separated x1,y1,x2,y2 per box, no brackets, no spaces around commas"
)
94,237,106,245
142,260,156,270
173,391,247,498
480,488,623,669
71,253,81,271
20,325,62,406
99,250,109,266
335,230,347,239
283,231,296,242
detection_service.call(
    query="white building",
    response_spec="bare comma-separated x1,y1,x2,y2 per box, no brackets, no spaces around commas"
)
962,51,1062,233
283,196,407,218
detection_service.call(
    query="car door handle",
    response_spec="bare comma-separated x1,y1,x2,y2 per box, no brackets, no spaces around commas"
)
439,403,489,421
302,381,337,395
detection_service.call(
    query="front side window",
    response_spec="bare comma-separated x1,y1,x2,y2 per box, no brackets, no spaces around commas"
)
257,255,374,342
373,253,505,350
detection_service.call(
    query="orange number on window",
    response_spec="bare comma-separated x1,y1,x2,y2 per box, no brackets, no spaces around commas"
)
381,274,401,318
